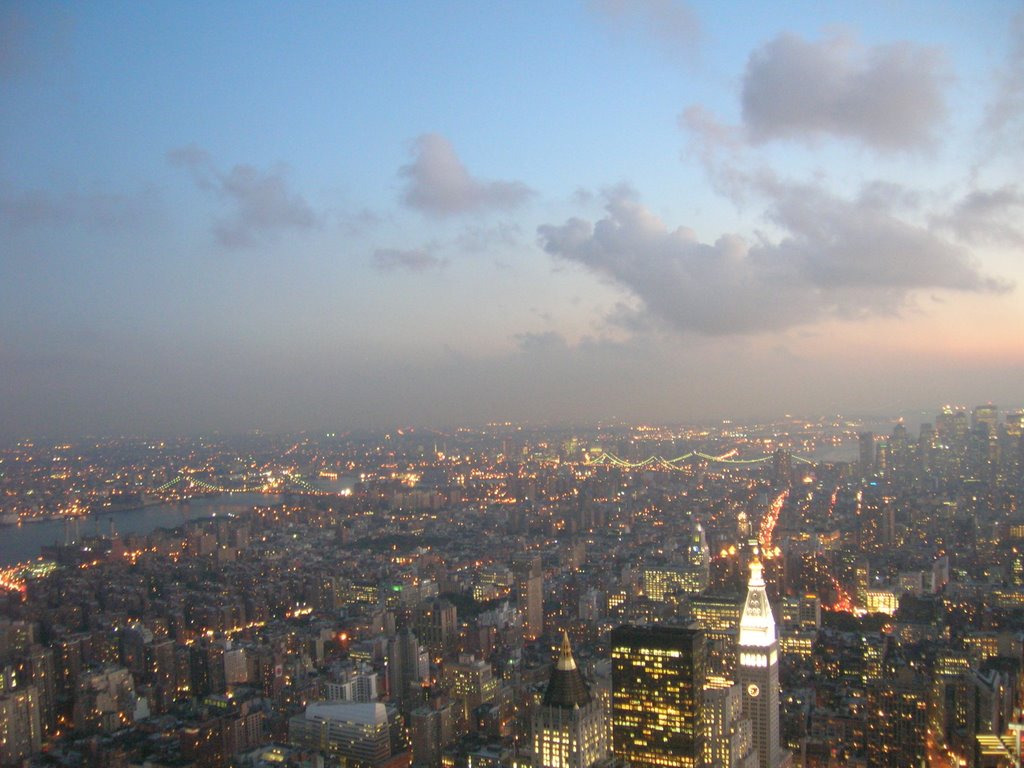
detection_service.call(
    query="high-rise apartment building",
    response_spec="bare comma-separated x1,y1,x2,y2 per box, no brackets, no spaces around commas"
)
0,685,41,765
610,623,705,768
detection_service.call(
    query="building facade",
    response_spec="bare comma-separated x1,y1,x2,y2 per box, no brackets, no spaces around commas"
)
610,623,705,768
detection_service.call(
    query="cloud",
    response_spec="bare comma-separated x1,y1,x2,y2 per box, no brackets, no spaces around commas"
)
456,222,522,253
984,11,1024,150
761,179,1007,294
538,187,1009,336
589,0,699,55
168,145,317,247
679,105,754,202
0,190,152,232
166,144,212,174
373,247,445,272
399,133,533,216
938,185,1024,246
741,32,949,150
515,330,570,354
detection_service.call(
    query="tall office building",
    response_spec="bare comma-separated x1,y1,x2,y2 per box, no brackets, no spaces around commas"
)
858,432,875,477
532,631,607,768
689,594,743,680
610,624,705,768
415,599,458,661
444,654,499,727
688,521,711,593
411,700,456,768
703,678,758,768
512,553,544,641
737,553,785,768
972,404,999,434
387,629,429,707
865,667,928,768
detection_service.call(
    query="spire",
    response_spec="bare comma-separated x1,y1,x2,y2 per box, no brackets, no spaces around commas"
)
739,546,777,648
748,545,765,587
556,629,577,671
542,630,591,709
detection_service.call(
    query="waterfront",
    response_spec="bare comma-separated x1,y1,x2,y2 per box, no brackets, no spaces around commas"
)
0,493,282,567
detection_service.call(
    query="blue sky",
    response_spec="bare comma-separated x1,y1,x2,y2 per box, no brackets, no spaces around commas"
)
2,1,1023,438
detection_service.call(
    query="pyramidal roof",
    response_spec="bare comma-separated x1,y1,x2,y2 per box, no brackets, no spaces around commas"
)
542,631,592,709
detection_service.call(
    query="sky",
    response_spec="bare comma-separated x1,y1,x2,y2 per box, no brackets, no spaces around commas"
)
2,1,1023,439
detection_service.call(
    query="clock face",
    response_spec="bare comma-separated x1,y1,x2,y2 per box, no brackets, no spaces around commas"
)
747,683,760,697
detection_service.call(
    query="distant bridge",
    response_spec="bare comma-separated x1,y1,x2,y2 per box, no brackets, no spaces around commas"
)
585,449,815,470
153,471,321,495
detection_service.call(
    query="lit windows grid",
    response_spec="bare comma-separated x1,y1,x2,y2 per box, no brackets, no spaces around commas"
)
611,636,703,768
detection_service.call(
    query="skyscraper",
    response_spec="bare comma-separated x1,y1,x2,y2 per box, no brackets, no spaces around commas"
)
532,631,607,768
688,521,711,594
866,666,928,767
703,678,758,768
387,628,429,708
858,432,875,477
512,553,544,641
610,624,705,768
415,598,458,661
737,552,786,768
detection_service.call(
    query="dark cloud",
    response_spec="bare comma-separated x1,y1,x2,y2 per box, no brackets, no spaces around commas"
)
538,187,1010,336
399,134,533,217
589,0,699,55
741,33,948,150
168,145,317,248
938,185,1024,246
372,247,445,272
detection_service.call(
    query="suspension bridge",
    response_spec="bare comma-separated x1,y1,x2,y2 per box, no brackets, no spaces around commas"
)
585,448,816,470
153,471,321,495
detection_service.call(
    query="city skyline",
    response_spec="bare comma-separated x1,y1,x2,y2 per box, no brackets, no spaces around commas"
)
3,1,1023,441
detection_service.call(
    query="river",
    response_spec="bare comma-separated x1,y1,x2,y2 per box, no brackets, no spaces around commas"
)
0,494,283,568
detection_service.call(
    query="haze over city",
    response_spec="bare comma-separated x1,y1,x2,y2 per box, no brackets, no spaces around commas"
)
2,1,1023,440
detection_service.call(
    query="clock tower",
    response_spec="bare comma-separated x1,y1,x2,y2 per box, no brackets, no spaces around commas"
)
737,550,784,768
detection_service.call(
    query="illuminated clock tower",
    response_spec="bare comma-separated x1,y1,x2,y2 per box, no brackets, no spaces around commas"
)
737,550,784,768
